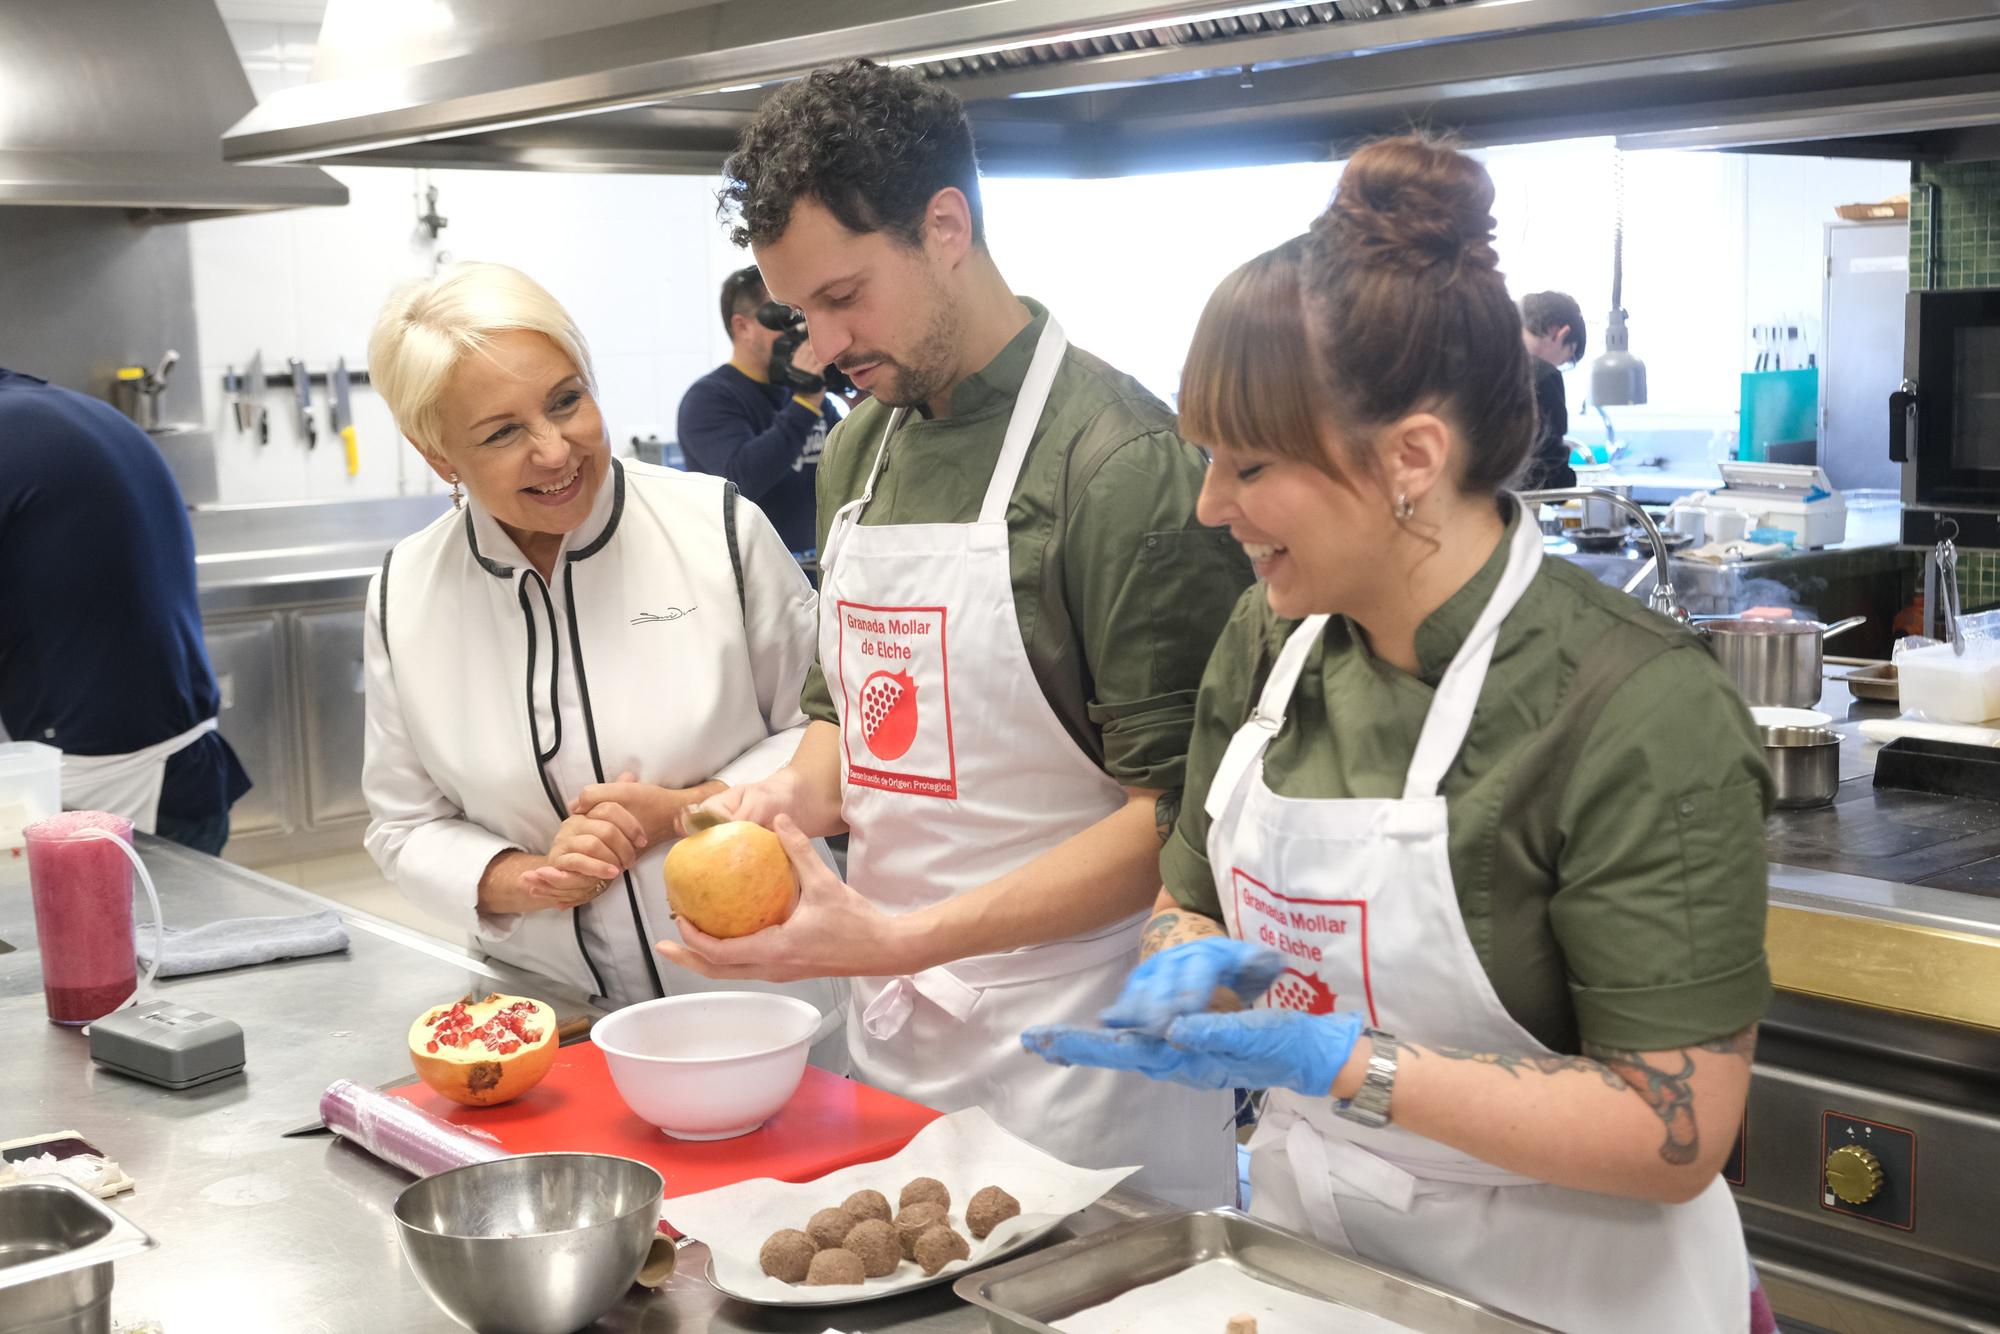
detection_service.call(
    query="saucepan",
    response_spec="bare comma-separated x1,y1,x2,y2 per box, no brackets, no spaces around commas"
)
1761,725,1842,809
1696,616,1866,708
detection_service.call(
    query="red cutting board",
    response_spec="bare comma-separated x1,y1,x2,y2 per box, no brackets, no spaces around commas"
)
392,1041,940,1228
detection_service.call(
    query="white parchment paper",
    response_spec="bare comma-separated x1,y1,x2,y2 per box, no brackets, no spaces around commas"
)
663,1107,1136,1304
1054,1258,1420,1334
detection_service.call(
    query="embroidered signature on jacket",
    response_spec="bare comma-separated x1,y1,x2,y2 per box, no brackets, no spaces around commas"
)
630,607,696,625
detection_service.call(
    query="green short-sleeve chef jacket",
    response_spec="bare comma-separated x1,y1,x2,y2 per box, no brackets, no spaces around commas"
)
1164,507,1773,1053
802,299,1253,792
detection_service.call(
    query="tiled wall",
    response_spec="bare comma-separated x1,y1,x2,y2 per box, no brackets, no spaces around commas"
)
1911,161,2000,580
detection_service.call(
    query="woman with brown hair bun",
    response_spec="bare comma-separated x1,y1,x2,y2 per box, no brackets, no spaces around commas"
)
1026,136,1772,1333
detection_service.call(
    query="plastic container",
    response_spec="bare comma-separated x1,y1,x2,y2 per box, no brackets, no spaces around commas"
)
0,740,62,852
1897,642,2000,724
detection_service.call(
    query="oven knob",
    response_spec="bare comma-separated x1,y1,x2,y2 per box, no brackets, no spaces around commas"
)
1826,1145,1884,1205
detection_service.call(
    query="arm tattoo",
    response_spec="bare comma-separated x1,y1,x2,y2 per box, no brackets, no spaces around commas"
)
1139,908,1225,960
1584,1045,1701,1166
1419,1025,1757,1169
1409,1044,1626,1092
1154,790,1181,846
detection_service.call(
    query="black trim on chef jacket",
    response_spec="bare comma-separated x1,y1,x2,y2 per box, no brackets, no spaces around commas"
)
377,548,394,666
455,460,657,1002
722,480,745,617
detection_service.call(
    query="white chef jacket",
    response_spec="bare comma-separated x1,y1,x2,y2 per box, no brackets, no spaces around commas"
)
362,459,843,1034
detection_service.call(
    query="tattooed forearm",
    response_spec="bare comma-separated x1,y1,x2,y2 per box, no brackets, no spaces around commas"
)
1409,1044,1627,1092
1154,790,1181,846
1585,1044,1701,1166
1139,908,1224,960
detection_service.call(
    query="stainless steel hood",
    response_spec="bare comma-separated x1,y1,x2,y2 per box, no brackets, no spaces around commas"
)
223,0,2000,177
0,0,347,218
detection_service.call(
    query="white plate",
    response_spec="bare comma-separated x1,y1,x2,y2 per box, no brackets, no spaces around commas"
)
1751,706,1833,730
701,1213,1073,1308
664,1107,1137,1310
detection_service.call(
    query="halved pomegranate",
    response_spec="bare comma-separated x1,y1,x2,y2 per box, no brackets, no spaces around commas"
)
406,993,558,1106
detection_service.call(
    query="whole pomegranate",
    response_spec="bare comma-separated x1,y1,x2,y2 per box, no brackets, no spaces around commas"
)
663,820,798,938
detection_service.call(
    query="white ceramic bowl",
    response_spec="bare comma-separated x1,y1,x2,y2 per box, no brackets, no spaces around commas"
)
592,992,824,1140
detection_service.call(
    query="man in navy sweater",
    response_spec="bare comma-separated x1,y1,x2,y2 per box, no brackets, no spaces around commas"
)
676,266,842,557
0,367,251,854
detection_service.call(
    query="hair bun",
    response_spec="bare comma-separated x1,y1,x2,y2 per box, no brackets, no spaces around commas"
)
1320,135,1500,279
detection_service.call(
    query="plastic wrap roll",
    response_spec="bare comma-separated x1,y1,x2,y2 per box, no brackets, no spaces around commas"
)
319,1078,509,1177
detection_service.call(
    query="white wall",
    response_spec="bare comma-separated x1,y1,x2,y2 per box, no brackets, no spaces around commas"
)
196,21,748,504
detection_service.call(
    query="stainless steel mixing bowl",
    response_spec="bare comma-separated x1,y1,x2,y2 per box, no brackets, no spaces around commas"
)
393,1152,663,1334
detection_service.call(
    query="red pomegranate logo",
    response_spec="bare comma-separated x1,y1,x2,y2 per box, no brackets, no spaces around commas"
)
1268,968,1336,1015
858,668,918,761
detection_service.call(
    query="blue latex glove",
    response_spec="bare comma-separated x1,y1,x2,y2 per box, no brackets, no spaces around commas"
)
1022,1008,1366,1097
1099,937,1287,1036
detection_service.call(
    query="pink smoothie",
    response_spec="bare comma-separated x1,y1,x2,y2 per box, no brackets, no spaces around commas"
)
25,811,138,1025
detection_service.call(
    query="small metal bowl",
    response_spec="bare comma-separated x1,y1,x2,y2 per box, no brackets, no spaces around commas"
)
393,1152,663,1334
1761,724,1841,810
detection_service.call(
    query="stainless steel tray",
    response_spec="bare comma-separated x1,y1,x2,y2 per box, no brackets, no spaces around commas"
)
953,1207,1556,1333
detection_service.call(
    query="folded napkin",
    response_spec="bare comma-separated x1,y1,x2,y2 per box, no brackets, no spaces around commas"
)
135,909,349,977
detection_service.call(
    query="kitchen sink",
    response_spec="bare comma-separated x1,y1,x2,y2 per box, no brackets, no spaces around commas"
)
0,1178,153,1334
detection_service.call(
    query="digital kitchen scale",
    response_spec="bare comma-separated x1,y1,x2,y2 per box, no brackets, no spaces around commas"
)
88,1000,245,1090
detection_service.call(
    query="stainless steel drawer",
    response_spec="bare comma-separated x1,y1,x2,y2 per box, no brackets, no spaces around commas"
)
294,607,368,826
203,617,291,837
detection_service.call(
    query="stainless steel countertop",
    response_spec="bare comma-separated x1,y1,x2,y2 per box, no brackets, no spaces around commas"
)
1767,673,2000,940
0,839,1161,1331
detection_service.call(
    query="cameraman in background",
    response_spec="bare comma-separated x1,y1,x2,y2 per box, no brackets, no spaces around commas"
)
677,265,844,557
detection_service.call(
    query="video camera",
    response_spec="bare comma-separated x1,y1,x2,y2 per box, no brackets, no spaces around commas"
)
756,301,855,399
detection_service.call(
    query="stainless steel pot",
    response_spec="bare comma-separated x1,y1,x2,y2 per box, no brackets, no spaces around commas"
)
1699,615,1866,708
1761,724,1841,809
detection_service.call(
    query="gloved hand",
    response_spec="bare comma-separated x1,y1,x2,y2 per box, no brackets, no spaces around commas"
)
1099,937,1287,1036
1022,1008,1366,1097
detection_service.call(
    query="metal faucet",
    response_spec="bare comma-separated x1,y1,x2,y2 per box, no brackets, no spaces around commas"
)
1518,486,1686,621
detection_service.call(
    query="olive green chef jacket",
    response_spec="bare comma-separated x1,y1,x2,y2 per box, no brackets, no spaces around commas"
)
801,300,1253,792
1165,506,1774,1054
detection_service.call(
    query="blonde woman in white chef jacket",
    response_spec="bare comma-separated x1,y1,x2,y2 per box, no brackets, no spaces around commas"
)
1028,138,1776,1334
361,261,844,1052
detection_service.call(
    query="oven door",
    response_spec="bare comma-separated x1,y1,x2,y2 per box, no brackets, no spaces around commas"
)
1904,288,2000,510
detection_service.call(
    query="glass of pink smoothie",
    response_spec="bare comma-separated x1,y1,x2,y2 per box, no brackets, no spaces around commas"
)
25,810,149,1025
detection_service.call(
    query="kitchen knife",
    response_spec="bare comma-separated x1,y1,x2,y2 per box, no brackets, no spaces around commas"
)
287,356,316,450
332,356,359,478
278,1012,596,1136
247,350,268,444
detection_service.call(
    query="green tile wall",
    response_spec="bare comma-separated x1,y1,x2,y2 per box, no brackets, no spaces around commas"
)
1912,162,2000,581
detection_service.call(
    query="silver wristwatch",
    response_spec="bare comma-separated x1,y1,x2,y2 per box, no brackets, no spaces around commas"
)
1334,1029,1398,1128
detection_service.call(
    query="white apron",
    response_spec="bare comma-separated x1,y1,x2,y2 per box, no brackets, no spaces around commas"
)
1207,515,1748,1333
818,316,1235,1209
60,717,219,833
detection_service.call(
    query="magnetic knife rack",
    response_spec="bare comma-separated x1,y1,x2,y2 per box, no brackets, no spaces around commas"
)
222,367,372,387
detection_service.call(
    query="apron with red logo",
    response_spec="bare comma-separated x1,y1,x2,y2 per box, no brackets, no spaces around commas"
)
816,316,1235,1208
1206,516,1749,1332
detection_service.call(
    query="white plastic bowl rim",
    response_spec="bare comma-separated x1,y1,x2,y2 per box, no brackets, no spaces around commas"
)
591,991,823,1066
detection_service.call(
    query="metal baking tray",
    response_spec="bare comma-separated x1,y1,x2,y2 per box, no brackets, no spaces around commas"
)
1840,662,1899,703
954,1207,1555,1333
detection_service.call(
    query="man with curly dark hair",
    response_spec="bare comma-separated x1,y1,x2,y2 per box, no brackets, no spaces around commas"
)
661,59,1251,1208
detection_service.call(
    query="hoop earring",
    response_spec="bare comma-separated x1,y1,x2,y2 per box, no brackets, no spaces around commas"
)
449,474,464,511
1393,492,1415,521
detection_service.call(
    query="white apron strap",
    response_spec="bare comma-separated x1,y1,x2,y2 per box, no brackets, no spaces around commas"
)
977,318,1068,523
1402,513,1544,799
818,407,908,577
59,716,220,834
1203,614,1328,822
860,908,1142,1040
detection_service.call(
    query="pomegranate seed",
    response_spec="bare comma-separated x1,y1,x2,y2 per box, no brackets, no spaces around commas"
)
426,1040,439,1053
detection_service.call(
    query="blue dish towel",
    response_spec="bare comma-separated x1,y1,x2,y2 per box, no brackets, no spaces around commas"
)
135,909,349,977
